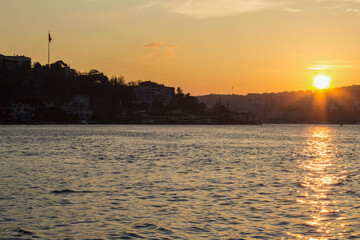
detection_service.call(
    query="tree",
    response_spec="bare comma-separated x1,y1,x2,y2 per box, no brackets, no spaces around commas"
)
176,87,184,96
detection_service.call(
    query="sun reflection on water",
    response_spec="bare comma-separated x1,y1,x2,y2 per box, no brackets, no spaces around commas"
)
289,127,349,239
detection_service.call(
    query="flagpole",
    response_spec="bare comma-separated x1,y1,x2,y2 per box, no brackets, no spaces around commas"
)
48,32,50,67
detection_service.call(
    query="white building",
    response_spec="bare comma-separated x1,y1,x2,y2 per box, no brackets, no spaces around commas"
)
133,81,174,109
0,54,31,70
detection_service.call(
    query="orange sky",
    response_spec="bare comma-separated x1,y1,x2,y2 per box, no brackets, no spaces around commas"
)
1,0,360,95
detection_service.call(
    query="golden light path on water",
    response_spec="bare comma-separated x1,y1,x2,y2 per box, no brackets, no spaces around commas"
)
288,127,348,239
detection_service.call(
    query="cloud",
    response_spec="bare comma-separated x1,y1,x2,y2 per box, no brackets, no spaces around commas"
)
135,0,360,19
346,8,360,14
169,0,286,19
314,0,360,9
281,8,303,12
308,65,333,70
346,8,360,11
141,42,179,60
136,1,159,11
307,60,358,70
143,41,164,49
137,0,286,19
164,44,179,58
315,0,360,2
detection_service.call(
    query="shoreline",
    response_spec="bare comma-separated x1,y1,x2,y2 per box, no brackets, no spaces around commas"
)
0,122,356,126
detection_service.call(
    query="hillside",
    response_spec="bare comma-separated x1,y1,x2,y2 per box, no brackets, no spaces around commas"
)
197,86,360,123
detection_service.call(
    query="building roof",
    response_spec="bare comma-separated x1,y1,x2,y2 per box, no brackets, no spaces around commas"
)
0,54,31,61
139,81,165,87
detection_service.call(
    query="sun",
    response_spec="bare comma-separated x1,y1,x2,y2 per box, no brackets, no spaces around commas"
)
312,74,331,90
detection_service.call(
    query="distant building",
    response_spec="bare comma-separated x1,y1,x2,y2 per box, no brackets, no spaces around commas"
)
133,81,174,109
64,66,76,77
0,54,31,71
51,60,76,77
354,100,360,112
62,94,93,121
10,103,35,123
230,112,256,123
0,106,12,123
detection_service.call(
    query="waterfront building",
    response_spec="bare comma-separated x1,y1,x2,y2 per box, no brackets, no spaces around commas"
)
133,81,174,109
10,103,35,123
62,94,93,121
0,107,12,123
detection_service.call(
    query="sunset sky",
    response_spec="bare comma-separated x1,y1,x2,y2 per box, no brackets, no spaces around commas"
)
1,0,360,95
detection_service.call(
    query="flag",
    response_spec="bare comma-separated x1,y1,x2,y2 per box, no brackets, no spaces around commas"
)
48,33,52,43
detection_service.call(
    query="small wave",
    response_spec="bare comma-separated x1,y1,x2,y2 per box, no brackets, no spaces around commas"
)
186,226,210,233
151,204,166,208
58,199,73,205
118,232,144,239
50,189,93,194
251,235,271,239
133,223,157,230
137,195,156,200
220,202,236,206
276,221,290,226
167,198,188,202
0,196,15,200
345,190,357,195
15,227,35,236
157,227,173,234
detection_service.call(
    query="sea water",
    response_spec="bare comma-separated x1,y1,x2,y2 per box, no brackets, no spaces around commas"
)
0,124,359,239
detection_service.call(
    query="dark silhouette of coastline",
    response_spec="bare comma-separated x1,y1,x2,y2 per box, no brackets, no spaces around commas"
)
0,54,258,125
198,86,360,124
3,53,359,125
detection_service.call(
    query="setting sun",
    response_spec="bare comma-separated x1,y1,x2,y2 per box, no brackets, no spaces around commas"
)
313,74,331,90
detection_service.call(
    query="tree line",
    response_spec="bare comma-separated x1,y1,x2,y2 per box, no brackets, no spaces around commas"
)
0,60,205,123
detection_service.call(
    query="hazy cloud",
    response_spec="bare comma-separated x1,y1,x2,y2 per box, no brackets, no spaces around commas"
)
144,41,165,49
308,65,333,70
164,44,179,58
281,8,303,12
135,0,360,18
314,0,360,9
346,8,360,14
308,60,358,70
315,0,360,2
136,1,159,11
141,42,179,60
136,0,286,19
346,8,360,11
167,0,283,19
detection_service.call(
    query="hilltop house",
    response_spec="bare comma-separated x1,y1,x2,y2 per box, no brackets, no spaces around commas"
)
133,81,174,110
0,54,31,71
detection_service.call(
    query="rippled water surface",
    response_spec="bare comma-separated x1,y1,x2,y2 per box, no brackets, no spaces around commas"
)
0,124,360,239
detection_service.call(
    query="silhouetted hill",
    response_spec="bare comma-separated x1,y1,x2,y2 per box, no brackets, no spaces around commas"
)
197,86,360,123
0,57,208,124
2,53,360,124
